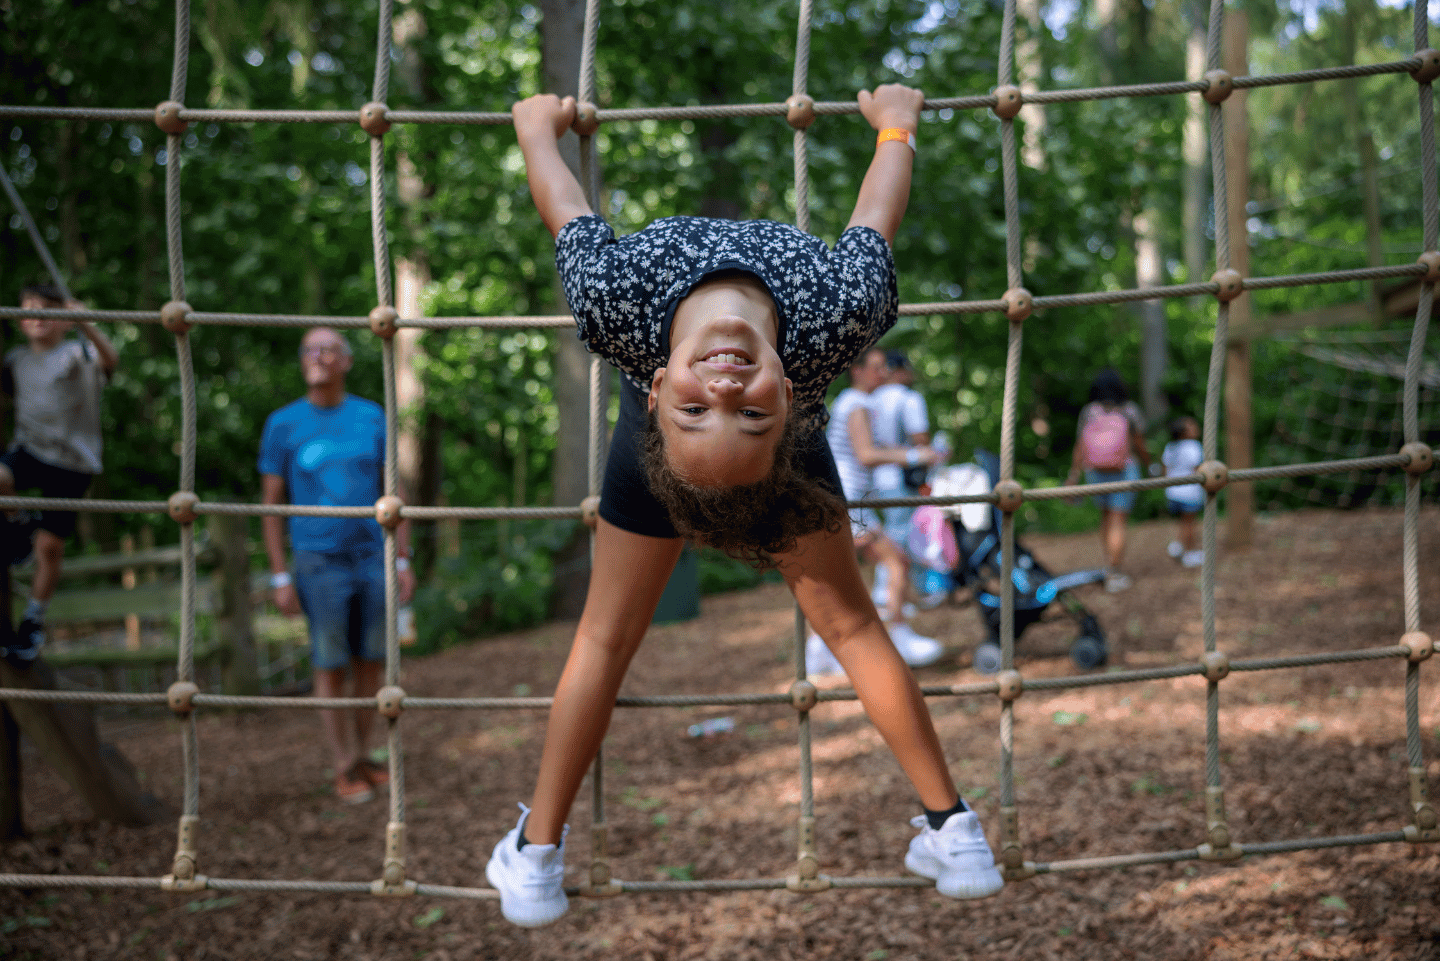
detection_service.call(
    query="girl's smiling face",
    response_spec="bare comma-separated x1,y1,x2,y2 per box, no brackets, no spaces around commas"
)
648,277,792,486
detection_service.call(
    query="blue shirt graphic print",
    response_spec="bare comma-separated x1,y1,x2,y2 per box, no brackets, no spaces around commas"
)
258,394,386,554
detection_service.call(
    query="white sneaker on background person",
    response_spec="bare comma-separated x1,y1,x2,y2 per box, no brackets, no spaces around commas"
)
804,633,846,678
1167,540,1184,559
485,804,570,927
886,622,944,668
1181,550,1205,568
1104,571,1132,593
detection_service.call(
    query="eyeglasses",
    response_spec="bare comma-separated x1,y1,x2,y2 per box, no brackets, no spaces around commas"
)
300,345,346,359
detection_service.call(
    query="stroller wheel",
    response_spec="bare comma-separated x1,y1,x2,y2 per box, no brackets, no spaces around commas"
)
1070,634,1107,670
972,641,1004,676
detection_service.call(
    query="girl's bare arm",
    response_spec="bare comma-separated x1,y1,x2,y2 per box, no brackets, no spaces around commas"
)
512,94,595,237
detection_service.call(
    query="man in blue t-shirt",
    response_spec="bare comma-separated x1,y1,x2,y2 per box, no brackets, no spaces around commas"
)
259,327,414,805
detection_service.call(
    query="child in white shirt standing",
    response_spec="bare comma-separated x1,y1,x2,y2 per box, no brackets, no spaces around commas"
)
1162,416,1204,568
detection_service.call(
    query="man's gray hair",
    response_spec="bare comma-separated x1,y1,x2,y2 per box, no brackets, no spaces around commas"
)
300,327,353,357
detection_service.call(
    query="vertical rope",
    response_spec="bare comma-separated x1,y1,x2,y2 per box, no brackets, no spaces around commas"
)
791,0,814,234
365,0,406,844
169,0,190,104
0,166,73,300
1200,0,1230,814
1404,0,1434,814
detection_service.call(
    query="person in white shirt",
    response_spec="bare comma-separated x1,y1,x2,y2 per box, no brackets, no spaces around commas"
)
869,350,931,545
1162,416,1205,568
817,347,942,675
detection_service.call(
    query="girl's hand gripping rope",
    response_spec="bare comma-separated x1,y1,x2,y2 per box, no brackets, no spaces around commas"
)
512,93,594,237
848,83,925,244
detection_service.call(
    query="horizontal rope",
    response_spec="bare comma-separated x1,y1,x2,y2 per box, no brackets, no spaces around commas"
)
1231,646,1410,672
0,57,1421,128
0,446,1425,524
3,263,1427,334
0,874,166,890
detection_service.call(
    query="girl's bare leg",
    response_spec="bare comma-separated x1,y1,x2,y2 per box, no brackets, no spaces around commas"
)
1101,508,1127,569
1178,511,1198,553
779,524,958,811
524,519,684,844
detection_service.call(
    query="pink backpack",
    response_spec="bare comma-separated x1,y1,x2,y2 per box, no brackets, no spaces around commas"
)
1079,409,1131,471
907,506,959,572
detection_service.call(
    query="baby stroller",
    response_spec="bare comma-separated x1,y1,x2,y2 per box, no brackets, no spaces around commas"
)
911,451,1109,675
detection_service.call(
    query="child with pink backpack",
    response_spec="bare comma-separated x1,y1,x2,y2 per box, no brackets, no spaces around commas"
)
1065,369,1151,592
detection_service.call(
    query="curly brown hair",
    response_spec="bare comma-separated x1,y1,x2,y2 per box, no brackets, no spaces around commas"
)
642,409,845,569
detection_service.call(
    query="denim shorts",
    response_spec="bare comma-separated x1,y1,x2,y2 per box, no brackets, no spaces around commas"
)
293,547,387,670
873,487,916,547
1084,461,1141,513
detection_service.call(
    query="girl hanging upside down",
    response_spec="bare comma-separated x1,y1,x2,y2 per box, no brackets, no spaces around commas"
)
485,83,1004,927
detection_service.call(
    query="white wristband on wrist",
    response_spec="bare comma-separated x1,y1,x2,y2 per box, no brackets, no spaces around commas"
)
395,557,410,573
270,572,292,590
906,448,921,466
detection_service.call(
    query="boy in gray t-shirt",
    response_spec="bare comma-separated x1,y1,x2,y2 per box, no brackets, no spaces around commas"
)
1,285,118,664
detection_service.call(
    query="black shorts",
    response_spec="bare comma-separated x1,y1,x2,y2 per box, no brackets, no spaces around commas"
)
1,446,92,539
599,379,844,539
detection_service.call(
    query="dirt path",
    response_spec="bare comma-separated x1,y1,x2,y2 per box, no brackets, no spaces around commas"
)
3,507,1440,960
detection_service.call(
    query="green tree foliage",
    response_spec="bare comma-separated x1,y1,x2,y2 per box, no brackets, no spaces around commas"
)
1,0,1433,632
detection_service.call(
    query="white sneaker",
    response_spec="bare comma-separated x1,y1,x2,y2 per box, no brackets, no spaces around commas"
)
905,810,1005,899
1167,540,1183,559
485,804,569,927
887,622,944,668
805,633,846,678
1181,550,1204,568
1104,571,1132,593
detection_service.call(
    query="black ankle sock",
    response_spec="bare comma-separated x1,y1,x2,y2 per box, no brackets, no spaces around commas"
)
924,796,970,831
517,828,529,851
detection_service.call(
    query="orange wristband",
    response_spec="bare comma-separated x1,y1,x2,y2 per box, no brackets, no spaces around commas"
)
876,127,916,152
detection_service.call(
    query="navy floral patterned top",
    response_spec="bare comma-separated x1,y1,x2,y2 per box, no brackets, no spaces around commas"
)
555,214,898,432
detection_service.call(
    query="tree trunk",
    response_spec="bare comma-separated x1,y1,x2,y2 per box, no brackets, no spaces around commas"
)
1223,10,1253,549
1182,1,1209,293
0,599,169,832
1135,209,1167,425
393,6,442,582
1016,0,1047,173
541,0,597,621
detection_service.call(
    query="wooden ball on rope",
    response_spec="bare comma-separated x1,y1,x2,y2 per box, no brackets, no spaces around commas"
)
1001,287,1033,323
154,100,188,134
375,495,405,530
1201,70,1233,104
1402,631,1433,663
160,300,193,335
1412,48,1440,84
167,680,199,715
790,679,818,713
995,669,1024,702
580,494,601,529
1401,441,1434,476
1418,251,1440,283
168,491,200,525
572,102,600,137
992,479,1024,514
991,85,1023,120
1197,460,1228,494
376,685,406,719
1201,651,1230,682
369,305,399,339
1211,269,1244,302
785,94,816,130
359,101,392,136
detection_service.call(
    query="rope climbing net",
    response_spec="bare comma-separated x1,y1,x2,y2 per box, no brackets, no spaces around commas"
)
1261,330,1440,510
0,0,1437,906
